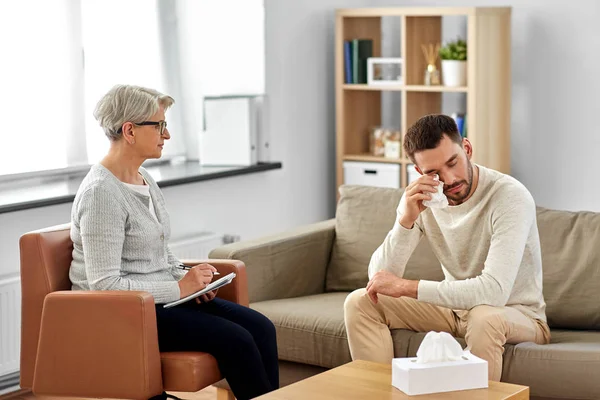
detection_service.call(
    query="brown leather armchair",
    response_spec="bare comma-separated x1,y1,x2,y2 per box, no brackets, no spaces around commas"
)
20,223,247,400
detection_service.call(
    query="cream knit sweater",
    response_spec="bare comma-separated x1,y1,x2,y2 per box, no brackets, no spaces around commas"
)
368,165,547,321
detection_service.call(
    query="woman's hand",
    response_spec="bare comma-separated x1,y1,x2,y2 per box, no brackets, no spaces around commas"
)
196,288,219,304
177,263,217,298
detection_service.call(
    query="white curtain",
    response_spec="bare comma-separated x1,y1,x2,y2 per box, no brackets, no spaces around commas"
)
0,0,76,175
0,0,265,175
81,0,181,164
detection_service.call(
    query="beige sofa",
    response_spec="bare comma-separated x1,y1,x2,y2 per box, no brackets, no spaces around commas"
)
210,185,600,400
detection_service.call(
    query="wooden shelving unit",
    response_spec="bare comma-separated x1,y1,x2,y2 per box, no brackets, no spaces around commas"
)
342,84,468,93
335,7,511,191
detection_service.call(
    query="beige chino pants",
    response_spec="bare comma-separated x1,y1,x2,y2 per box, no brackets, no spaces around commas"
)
343,288,551,381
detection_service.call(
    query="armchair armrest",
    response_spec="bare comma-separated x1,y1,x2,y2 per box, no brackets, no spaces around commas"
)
32,290,163,400
180,259,249,307
208,219,336,303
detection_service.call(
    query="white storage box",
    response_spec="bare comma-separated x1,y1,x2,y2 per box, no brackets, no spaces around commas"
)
343,161,400,189
392,352,488,396
200,95,262,166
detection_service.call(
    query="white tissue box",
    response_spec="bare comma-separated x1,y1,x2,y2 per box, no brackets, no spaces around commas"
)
392,352,488,395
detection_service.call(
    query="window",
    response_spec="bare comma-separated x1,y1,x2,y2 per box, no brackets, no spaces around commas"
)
0,0,265,177
0,0,76,175
81,0,177,164
178,0,265,96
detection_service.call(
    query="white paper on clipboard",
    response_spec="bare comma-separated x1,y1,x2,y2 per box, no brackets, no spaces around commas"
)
163,272,236,309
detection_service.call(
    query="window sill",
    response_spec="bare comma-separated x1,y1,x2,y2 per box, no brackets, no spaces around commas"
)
0,161,282,214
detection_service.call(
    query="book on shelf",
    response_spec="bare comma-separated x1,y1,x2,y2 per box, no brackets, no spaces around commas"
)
343,39,373,84
451,112,467,138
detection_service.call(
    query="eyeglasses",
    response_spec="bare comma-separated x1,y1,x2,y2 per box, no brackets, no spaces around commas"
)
117,120,168,136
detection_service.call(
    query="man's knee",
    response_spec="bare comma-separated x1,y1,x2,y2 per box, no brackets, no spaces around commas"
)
467,306,507,339
344,288,369,316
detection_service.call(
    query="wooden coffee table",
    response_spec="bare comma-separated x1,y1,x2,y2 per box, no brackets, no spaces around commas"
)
256,360,529,399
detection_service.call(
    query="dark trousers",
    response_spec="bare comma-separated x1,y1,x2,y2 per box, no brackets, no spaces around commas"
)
154,298,279,400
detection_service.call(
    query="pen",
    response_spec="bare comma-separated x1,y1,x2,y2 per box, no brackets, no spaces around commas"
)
176,264,220,275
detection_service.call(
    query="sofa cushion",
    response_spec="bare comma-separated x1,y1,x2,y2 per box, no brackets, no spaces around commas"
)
251,293,352,368
326,185,443,291
537,207,600,329
251,292,447,369
398,328,600,399
501,330,600,399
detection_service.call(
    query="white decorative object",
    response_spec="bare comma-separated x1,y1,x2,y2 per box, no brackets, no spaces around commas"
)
441,60,467,87
384,140,400,159
367,57,403,86
392,331,488,396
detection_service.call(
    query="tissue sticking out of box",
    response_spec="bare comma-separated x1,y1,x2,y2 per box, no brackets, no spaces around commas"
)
422,174,449,209
392,333,488,395
415,331,465,364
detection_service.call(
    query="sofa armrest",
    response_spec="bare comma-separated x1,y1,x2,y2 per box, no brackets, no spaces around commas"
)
209,219,336,303
33,290,163,400
180,259,249,307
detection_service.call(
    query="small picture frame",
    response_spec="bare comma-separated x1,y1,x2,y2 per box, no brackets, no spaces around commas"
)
367,57,403,86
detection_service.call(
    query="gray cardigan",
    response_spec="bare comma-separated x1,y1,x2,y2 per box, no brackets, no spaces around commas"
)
69,164,186,304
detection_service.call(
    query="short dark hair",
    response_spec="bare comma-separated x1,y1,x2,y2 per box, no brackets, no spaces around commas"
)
403,114,462,161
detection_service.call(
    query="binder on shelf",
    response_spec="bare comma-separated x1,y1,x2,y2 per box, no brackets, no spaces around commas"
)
451,113,466,137
344,41,352,84
201,95,266,166
344,38,373,84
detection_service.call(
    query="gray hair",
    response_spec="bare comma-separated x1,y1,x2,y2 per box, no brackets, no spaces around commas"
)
94,84,175,141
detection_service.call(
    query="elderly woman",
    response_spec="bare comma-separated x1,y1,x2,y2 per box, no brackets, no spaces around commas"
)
69,84,278,400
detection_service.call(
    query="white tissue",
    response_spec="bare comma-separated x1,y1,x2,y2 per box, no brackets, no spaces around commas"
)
415,331,465,364
422,174,448,209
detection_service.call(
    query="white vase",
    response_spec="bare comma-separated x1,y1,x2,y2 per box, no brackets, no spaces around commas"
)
441,60,467,87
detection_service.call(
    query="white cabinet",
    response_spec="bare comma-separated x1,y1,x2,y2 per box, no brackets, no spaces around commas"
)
407,163,420,184
343,161,400,189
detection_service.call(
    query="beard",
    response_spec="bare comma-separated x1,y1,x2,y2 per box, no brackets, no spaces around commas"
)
444,161,474,205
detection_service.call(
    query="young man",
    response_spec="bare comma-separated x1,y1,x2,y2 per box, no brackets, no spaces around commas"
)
343,114,550,381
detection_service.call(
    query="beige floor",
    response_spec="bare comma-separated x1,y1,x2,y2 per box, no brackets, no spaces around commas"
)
0,386,217,400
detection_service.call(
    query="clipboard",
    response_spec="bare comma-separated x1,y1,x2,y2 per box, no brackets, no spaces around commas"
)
163,272,236,309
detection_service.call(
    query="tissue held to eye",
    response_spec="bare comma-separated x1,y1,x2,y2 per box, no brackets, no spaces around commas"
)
422,174,449,209
415,331,464,363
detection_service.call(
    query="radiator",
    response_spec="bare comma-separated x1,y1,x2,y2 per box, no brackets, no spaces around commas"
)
0,276,20,377
169,232,227,260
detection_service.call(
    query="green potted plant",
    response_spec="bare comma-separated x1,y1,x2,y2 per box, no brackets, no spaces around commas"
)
439,38,467,87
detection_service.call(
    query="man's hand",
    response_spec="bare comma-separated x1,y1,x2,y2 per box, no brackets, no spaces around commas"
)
399,174,439,229
366,270,419,304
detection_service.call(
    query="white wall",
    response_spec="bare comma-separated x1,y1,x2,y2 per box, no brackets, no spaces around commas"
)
371,0,600,212
4,0,600,276
0,0,370,278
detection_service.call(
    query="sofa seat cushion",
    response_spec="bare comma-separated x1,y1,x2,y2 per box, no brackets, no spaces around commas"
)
251,292,353,368
399,329,600,400
251,292,452,369
536,207,600,330
502,329,600,399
